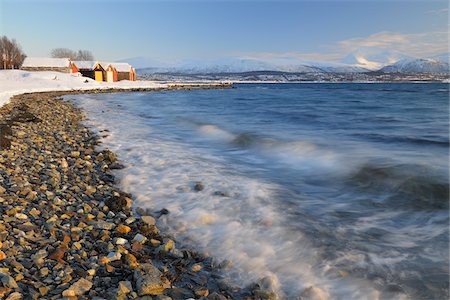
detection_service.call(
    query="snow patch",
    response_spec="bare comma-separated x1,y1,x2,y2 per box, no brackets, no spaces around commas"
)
0,70,165,108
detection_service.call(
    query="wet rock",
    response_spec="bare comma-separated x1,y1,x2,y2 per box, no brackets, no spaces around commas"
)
299,286,329,300
253,276,279,300
134,263,170,296
105,192,132,212
101,150,117,164
194,182,204,192
141,215,156,226
213,191,229,197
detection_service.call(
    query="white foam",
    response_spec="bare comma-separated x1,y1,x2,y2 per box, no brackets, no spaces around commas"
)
73,93,414,299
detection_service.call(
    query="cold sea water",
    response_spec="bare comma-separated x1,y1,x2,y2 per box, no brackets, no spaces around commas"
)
73,83,449,299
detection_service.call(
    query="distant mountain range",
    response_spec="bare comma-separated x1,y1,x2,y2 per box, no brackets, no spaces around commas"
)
119,48,449,75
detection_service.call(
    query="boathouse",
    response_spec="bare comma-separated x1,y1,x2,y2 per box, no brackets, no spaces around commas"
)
21,57,71,72
101,62,136,82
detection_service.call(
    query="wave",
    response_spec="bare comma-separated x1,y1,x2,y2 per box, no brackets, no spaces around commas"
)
349,164,449,210
354,133,449,146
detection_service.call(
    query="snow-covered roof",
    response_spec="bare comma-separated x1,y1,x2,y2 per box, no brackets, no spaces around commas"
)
22,57,70,68
72,61,97,70
101,62,133,73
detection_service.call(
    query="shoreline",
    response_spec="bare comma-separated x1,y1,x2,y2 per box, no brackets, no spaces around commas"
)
0,90,270,299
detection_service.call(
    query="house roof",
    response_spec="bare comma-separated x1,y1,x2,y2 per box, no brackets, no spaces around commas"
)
22,57,71,68
72,61,97,70
101,62,132,73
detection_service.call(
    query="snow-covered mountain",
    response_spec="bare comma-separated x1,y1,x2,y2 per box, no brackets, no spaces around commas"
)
341,47,412,70
122,48,449,75
380,58,449,74
430,53,449,64
130,56,369,74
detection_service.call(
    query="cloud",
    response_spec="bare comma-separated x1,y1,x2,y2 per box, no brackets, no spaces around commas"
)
426,8,448,15
334,31,448,58
238,30,448,63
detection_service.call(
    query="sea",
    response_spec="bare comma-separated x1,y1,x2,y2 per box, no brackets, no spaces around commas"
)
72,83,449,299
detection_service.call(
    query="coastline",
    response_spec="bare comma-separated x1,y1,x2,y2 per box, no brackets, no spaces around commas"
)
0,90,267,299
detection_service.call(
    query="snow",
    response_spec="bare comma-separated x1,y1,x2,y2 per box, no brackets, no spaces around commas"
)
341,47,413,71
0,70,167,108
22,57,71,68
72,61,97,69
110,62,133,72
100,62,133,72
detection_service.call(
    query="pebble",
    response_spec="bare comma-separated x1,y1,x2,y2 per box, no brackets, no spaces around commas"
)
106,251,122,262
133,233,147,244
0,91,253,300
141,215,156,226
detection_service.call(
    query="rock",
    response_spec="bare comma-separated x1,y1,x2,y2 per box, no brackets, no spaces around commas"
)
191,264,202,272
299,286,329,300
106,251,122,262
32,249,48,267
194,182,204,191
62,278,93,296
207,292,228,300
5,292,22,300
60,158,69,168
117,280,133,295
0,273,19,289
14,213,28,220
133,233,147,244
141,215,156,226
162,239,175,252
0,250,6,261
115,237,128,245
0,186,5,194
71,151,80,157
95,220,116,230
116,224,132,234
134,263,169,296
101,149,117,163
105,192,132,212
48,244,68,264
253,276,280,300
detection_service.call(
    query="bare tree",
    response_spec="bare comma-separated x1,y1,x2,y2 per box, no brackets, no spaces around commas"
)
76,50,94,61
0,36,26,69
51,48,94,61
51,48,77,60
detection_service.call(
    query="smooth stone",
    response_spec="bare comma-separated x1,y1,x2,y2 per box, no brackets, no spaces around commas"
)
115,238,128,245
194,182,204,191
300,286,329,300
141,215,156,226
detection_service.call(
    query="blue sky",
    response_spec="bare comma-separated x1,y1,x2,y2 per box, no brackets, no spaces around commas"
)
0,0,448,62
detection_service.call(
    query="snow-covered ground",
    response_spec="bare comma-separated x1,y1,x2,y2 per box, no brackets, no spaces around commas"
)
0,70,168,107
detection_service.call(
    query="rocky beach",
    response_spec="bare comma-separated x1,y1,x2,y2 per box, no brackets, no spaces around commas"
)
0,90,276,300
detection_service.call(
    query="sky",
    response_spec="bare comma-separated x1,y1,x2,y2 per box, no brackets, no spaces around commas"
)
0,0,448,63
